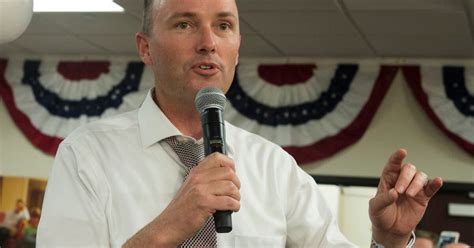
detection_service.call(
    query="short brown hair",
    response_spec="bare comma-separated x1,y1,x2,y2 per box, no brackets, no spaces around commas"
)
142,0,154,34
415,229,439,245
30,207,41,218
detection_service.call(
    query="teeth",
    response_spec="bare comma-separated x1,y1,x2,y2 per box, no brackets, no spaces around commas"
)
199,65,212,70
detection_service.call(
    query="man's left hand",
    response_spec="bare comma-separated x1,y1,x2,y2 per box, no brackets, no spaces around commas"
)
369,149,443,248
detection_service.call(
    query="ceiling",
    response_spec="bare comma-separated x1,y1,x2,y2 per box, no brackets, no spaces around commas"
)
1,0,474,59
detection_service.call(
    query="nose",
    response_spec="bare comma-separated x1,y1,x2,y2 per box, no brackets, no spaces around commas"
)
196,26,216,54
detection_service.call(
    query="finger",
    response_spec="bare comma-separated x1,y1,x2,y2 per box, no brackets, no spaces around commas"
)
197,153,235,171
405,171,428,197
389,148,407,165
207,180,241,201
394,163,417,194
382,149,407,174
191,184,240,212
208,196,241,212
211,167,240,189
369,188,398,216
188,166,241,189
424,177,443,198
210,167,240,189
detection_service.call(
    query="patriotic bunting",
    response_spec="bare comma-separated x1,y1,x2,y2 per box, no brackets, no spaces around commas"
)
226,63,398,164
1,57,471,164
402,66,474,156
0,58,154,155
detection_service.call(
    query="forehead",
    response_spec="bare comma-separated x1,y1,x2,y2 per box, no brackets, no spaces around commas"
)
415,238,434,246
154,0,238,19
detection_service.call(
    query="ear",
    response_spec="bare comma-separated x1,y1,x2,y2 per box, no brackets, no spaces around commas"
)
235,34,241,66
136,32,152,65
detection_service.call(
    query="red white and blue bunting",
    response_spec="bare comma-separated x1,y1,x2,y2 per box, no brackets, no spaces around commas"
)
2,57,471,163
226,63,398,164
0,58,154,155
402,66,474,156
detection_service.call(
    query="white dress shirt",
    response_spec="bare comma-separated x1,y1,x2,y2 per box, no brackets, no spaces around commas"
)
1,208,30,230
37,89,355,248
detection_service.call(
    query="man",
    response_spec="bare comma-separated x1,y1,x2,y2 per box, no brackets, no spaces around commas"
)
0,199,30,246
37,0,443,247
413,229,438,248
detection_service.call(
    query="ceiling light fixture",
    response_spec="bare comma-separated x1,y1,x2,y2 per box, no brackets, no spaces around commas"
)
33,0,124,12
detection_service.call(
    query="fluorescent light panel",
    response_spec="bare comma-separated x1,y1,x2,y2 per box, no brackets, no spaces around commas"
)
34,0,124,12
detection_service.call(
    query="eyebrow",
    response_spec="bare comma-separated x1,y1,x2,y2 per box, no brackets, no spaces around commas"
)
217,12,237,19
167,11,238,21
168,12,196,20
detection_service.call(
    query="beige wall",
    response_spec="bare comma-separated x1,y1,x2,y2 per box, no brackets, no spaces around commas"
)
0,177,28,211
338,186,377,247
0,68,473,182
0,98,54,179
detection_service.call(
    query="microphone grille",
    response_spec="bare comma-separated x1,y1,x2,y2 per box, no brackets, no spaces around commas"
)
195,87,227,113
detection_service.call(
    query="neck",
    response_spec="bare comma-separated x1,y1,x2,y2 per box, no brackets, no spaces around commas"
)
153,88,203,139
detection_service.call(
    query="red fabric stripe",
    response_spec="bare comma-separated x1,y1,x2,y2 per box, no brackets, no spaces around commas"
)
0,59,62,156
258,64,316,86
57,61,110,81
402,66,474,156
284,66,400,165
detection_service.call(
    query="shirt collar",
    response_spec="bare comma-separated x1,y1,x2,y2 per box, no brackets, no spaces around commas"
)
137,88,235,156
138,89,181,148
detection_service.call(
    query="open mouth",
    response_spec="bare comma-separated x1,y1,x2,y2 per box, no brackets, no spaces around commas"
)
199,65,214,70
193,63,219,76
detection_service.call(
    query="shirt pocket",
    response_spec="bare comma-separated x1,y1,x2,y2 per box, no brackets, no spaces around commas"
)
234,235,285,248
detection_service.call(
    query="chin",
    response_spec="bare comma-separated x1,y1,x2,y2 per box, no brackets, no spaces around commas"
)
190,79,220,89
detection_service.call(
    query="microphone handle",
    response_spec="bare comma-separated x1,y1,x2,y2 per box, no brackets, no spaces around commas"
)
201,109,232,233
208,141,232,233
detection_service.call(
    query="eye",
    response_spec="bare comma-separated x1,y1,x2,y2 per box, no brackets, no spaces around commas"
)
218,23,231,31
176,22,190,30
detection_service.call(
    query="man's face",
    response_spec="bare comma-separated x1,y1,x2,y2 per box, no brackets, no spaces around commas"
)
140,0,240,106
15,201,24,212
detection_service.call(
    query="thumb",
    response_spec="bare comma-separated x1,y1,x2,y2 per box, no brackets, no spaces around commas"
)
370,188,398,217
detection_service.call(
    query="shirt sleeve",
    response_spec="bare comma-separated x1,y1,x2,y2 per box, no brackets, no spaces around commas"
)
37,142,110,248
283,155,357,248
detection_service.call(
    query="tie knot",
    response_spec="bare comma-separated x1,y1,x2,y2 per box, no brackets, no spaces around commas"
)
164,136,205,171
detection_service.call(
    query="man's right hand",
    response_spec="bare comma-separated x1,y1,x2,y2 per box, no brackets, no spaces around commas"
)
123,153,241,248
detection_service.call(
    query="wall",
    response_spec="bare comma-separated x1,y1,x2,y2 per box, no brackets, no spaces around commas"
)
0,98,54,179
338,186,377,247
0,177,28,211
317,184,376,247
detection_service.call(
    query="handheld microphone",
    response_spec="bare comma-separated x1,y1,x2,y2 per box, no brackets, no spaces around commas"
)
195,87,232,233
